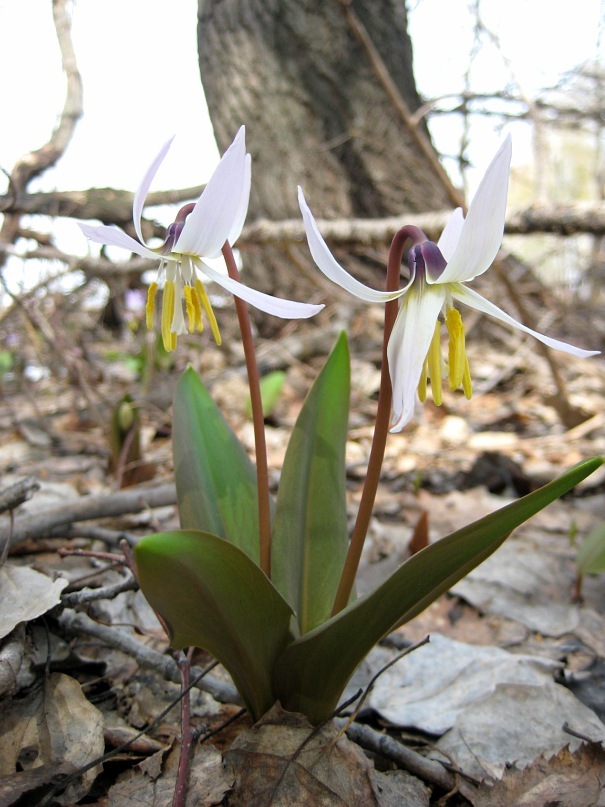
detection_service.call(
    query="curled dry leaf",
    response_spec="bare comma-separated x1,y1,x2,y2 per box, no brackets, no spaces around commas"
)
0,673,105,805
222,702,428,807
106,743,233,807
473,742,605,807
0,564,67,640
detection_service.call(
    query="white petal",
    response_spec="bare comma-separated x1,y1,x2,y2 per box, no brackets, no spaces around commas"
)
197,260,324,319
79,223,161,260
175,126,248,258
226,153,252,247
452,284,600,358
387,284,446,432
434,135,512,285
298,187,406,303
133,136,175,245
437,208,464,261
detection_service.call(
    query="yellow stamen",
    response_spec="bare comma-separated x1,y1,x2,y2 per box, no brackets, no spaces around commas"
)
427,319,443,406
418,356,428,403
194,279,222,346
446,308,467,391
183,285,197,333
462,355,473,399
145,282,158,330
161,280,176,352
191,287,204,332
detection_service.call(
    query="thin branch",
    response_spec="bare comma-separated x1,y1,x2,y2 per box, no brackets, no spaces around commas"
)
58,609,240,706
0,0,82,275
0,476,40,516
338,720,459,793
0,185,205,222
0,481,176,549
240,202,605,249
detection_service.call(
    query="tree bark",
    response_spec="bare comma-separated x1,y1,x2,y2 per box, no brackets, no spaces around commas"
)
197,0,453,314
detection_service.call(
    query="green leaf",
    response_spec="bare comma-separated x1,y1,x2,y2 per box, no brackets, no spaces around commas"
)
173,367,261,563
577,522,605,575
134,530,294,720
244,370,287,419
272,456,603,723
272,332,351,634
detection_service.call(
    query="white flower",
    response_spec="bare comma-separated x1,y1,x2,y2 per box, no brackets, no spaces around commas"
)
299,135,599,431
80,127,323,351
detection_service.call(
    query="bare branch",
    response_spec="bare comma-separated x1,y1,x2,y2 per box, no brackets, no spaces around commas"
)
0,0,83,269
0,185,205,224
58,609,240,706
236,201,605,249
9,0,83,191
0,481,176,549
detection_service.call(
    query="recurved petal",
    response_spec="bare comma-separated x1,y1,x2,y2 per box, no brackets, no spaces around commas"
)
434,135,512,285
133,136,175,245
226,153,252,249
175,126,248,258
79,223,161,260
387,284,446,432
197,260,324,319
298,187,406,303
452,284,600,358
437,208,465,262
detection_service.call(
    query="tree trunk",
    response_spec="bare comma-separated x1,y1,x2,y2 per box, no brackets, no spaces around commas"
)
197,0,452,320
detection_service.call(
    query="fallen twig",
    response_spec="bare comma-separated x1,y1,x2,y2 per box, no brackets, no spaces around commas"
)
1,482,176,549
60,571,138,606
58,609,240,707
339,720,459,794
0,476,40,516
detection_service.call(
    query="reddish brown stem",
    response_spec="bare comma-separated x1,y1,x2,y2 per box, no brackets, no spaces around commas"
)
172,649,194,807
331,228,409,615
221,243,272,578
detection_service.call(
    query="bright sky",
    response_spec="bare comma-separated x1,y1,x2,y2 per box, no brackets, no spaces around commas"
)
0,0,602,293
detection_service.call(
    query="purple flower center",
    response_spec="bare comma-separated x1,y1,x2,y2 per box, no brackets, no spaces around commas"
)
409,240,447,282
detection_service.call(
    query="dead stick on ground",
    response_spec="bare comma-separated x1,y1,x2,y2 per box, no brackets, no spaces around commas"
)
0,482,176,549
0,476,40,515
338,720,460,794
58,609,241,706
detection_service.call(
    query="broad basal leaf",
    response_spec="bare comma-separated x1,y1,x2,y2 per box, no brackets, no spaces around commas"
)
135,530,294,720
271,332,351,634
173,367,261,562
272,457,603,723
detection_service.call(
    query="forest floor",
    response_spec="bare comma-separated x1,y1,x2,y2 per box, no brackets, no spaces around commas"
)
1,277,604,805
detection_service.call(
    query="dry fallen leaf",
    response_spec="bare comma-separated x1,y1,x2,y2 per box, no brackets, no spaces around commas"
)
451,541,580,637
369,634,605,782
473,742,605,806
223,703,382,806
0,564,67,640
107,742,232,807
0,672,105,805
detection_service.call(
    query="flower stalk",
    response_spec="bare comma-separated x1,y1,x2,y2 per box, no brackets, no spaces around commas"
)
222,243,272,578
331,227,410,615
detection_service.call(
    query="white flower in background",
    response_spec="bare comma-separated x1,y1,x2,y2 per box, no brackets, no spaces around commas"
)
299,135,599,431
80,127,323,351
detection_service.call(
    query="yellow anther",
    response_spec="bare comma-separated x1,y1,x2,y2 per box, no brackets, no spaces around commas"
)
161,280,176,352
183,285,197,333
427,319,443,406
146,282,158,330
446,308,467,390
191,287,204,332
462,355,472,399
195,279,222,346
417,319,443,406
418,356,428,403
